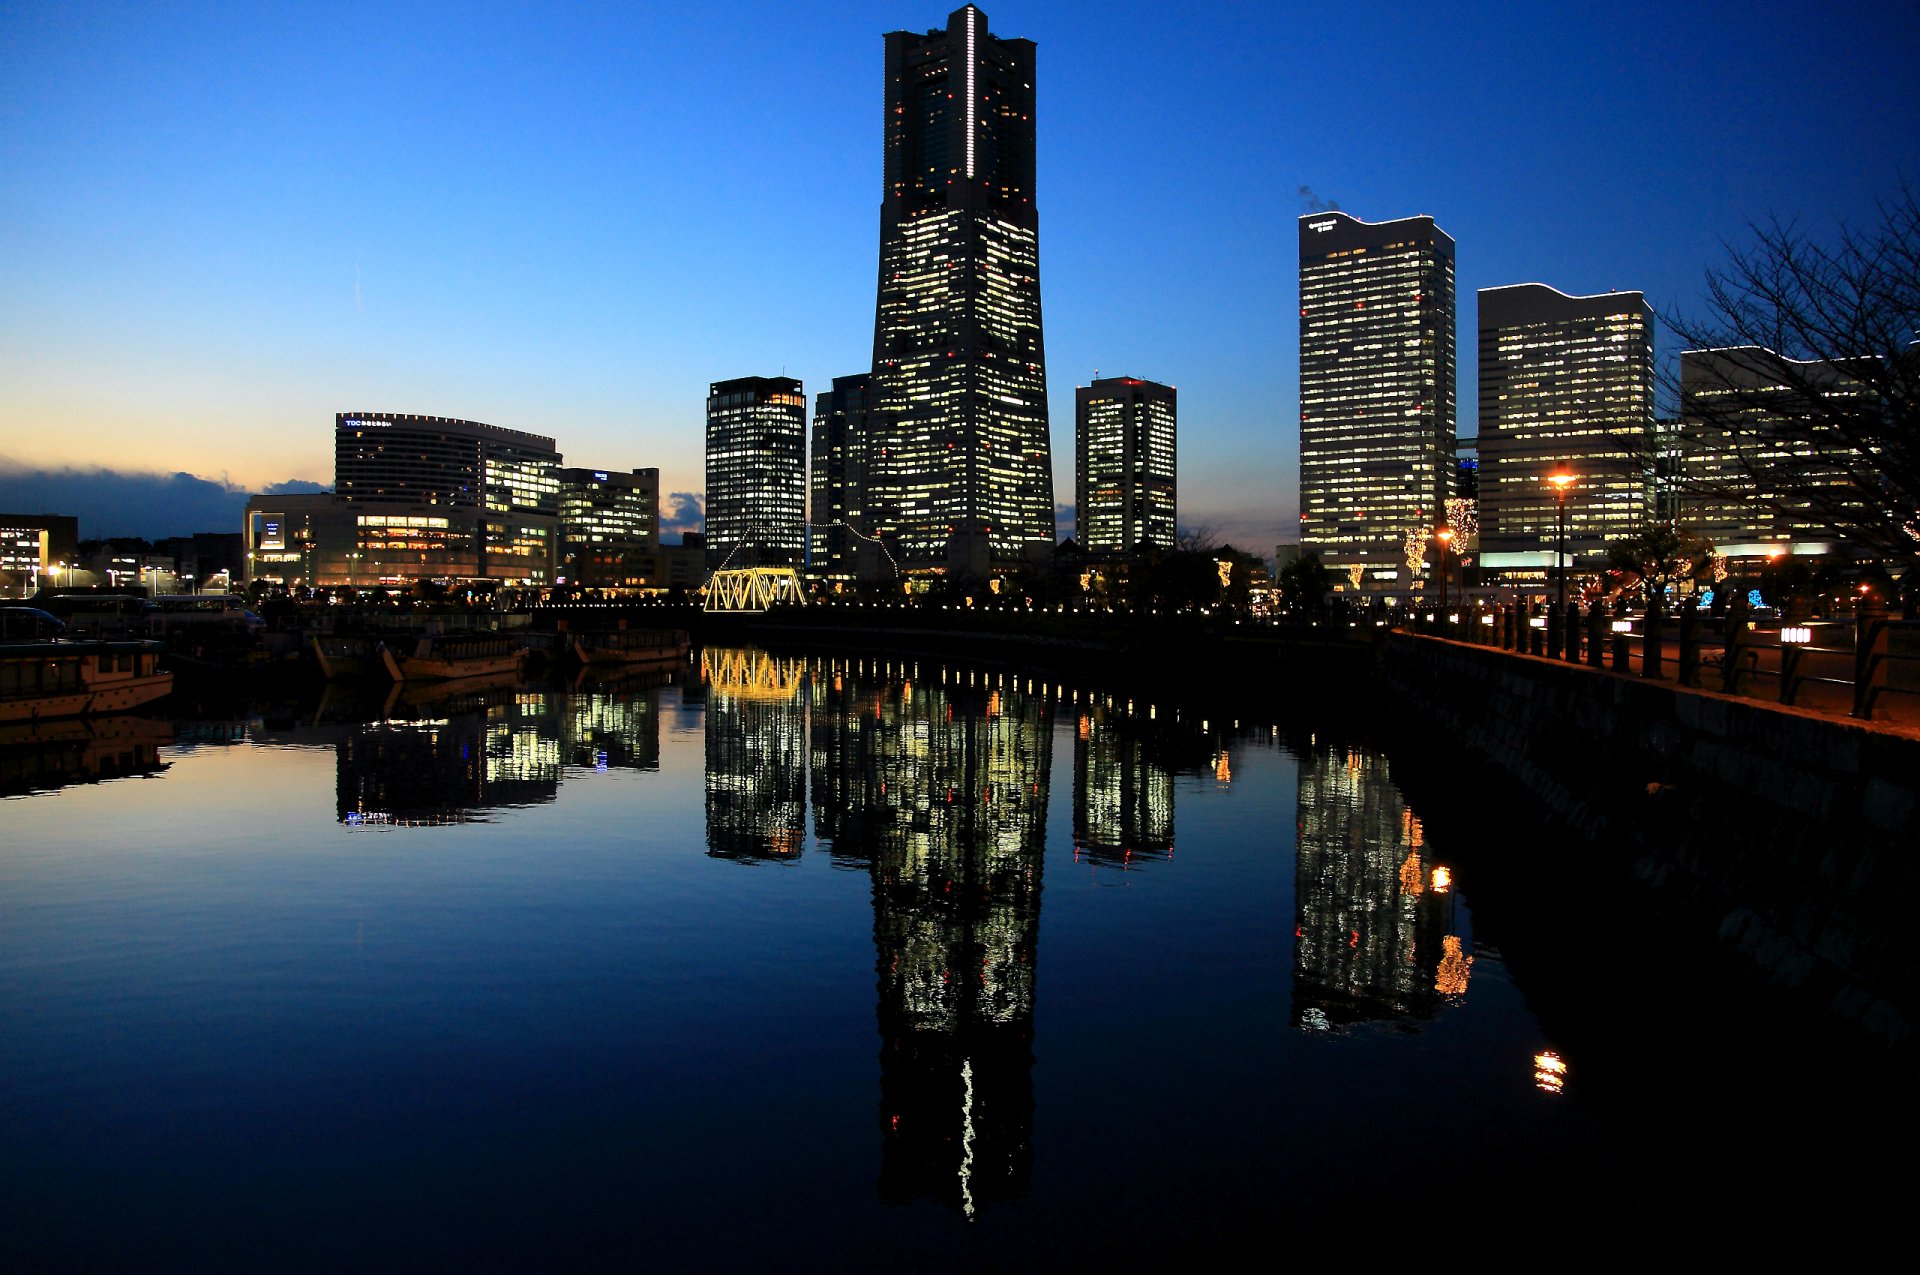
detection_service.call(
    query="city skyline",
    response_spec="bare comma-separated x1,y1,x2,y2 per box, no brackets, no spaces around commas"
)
3,1,1917,549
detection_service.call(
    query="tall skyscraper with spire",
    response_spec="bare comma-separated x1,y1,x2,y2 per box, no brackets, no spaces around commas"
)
867,5,1053,573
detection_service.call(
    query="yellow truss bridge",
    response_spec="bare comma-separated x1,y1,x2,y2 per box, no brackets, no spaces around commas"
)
703,566,806,613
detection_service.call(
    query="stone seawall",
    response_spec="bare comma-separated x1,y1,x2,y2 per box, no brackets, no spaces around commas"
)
1381,633,1917,1045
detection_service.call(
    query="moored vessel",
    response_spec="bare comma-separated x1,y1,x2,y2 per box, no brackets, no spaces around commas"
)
379,633,527,682
569,628,690,668
0,640,174,723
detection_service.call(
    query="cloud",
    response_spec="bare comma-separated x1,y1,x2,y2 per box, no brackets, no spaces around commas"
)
660,491,704,540
0,463,325,539
1054,503,1075,542
262,479,329,496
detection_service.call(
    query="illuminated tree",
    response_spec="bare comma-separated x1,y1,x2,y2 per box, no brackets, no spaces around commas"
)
1606,523,1714,608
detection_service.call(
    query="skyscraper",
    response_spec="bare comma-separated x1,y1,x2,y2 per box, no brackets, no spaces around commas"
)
810,373,874,582
867,5,1053,573
704,376,807,569
1074,376,1176,557
1677,346,1870,560
1477,284,1655,575
1298,212,1456,595
557,466,659,591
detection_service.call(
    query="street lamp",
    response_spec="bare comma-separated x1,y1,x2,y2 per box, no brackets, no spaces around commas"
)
1433,524,1455,620
1545,472,1576,616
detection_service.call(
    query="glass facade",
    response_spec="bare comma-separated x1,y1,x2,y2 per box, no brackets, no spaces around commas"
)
810,374,874,581
1074,377,1176,557
1477,285,1655,572
868,5,1053,568
558,467,660,590
1298,213,1456,595
705,377,807,569
331,412,561,585
1678,347,1871,558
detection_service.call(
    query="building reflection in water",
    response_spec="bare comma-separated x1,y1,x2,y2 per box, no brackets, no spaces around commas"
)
1293,743,1471,1031
0,716,172,798
702,649,807,863
1070,703,1183,870
563,674,664,774
336,684,563,826
800,655,1052,1218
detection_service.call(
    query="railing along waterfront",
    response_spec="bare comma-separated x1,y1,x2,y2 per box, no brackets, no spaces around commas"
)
1407,600,1920,724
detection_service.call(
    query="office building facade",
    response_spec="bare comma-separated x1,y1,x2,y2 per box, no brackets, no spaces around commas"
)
558,467,660,591
1477,285,1655,573
1074,376,1176,557
1298,212,1456,594
245,412,564,588
810,374,874,581
1,513,79,596
867,5,1053,571
705,376,807,569
1678,347,1870,559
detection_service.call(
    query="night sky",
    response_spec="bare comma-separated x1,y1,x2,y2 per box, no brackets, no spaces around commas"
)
3,0,1916,548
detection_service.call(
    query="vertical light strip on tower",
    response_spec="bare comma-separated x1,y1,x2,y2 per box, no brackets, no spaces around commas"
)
964,8,976,179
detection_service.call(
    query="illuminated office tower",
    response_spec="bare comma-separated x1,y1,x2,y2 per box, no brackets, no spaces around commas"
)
1477,285,1655,574
705,376,807,569
1298,213,1455,594
331,411,562,585
810,374,874,581
867,5,1053,572
1074,376,1176,557
1677,346,1870,561
557,467,659,590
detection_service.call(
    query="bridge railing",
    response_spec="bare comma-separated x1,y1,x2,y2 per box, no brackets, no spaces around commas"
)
1409,601,1920,725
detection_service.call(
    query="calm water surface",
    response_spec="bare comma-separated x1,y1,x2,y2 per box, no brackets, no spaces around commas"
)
0,649,1890,1267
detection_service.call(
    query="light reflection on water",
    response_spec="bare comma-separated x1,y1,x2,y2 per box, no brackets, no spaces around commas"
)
3,649,1609,1264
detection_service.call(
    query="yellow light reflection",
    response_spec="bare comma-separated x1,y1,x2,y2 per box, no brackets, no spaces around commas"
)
1398,851,1425,897
1435,935,1473,997
1534,1050,1567,1095
1431,865,1452,893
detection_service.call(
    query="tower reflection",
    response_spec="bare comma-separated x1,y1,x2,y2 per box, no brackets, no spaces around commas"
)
563,674,663,774
1070,703,1180,869
336,684,562,825
804,657,1052,1218
1293,743,1469,1030
702,649,807,863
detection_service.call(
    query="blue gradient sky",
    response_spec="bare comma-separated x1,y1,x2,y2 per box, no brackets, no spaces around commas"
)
3,0,1916,548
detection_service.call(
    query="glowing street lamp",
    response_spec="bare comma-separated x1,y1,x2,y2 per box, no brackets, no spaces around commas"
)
1545,472,1576,616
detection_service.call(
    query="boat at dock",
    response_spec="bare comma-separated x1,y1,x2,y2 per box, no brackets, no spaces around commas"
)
313,635,381,679
379,632,527,682
569,628,690,668
0,640,174,723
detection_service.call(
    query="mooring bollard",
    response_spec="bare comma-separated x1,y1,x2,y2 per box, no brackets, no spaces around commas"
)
1722,598,1748,695
1612,625,1631,671
1678,604,1700,687
1546,603,1562,660
1642,605,1664,679
1854,608,1888,719
1563,602,1582,663
1530,608,1545,656
1586,602,1606,668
